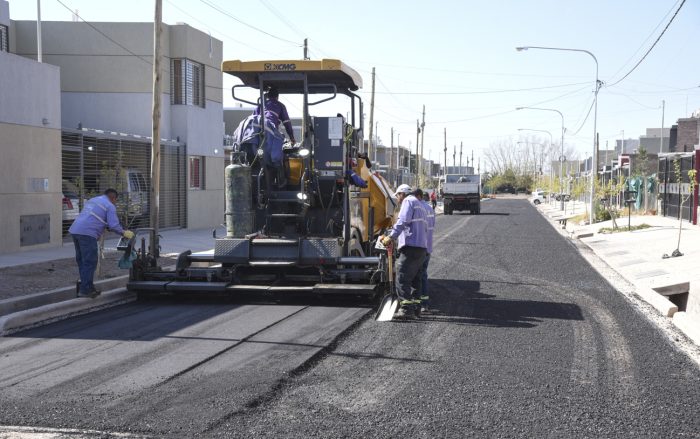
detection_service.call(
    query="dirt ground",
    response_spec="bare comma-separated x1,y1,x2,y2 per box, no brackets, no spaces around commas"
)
0,252,175,301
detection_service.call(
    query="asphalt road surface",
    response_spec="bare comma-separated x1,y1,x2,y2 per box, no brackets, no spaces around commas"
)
1,199,699,438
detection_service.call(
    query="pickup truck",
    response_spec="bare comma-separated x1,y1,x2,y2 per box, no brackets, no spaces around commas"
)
442,174,481,215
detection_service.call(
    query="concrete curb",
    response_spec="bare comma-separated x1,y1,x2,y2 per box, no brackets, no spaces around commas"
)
636,287,678,317
0,287,135,336
673,312,700,346
0,275,129,317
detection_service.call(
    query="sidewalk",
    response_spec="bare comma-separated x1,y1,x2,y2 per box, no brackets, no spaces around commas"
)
0,227,219,269
536,199,700,346
0,228,220,334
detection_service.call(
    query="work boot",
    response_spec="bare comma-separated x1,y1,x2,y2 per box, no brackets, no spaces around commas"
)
77,288,101,299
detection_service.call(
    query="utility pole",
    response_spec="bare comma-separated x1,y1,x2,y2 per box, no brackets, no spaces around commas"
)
443,128,447,176
453,145,456,169
415,119,420,180
390,127,394,174
149,0,163,257
367,67,376,157
303,38,309,60
459,142,463,170
36,0,42,62
471,150,474,171
660,99,665,153
419,105,425,184
375,121,379,163
478,157,480,175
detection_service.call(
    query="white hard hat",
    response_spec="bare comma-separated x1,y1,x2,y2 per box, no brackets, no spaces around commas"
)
393,184,412,196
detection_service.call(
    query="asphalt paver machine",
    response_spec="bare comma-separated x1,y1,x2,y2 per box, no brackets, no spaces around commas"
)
127,59,397,299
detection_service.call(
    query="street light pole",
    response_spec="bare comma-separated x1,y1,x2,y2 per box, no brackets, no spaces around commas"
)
516,45,600,223
516,106,565,210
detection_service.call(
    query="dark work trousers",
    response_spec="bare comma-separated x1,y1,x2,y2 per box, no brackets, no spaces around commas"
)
395,245,427,305
71,234,98,294
420,252,431,306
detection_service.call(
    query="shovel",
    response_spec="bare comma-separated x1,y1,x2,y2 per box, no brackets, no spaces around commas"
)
375,243,398,322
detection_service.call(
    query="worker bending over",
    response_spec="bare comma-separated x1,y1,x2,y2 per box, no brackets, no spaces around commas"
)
381,184,429,318
68,189,134,298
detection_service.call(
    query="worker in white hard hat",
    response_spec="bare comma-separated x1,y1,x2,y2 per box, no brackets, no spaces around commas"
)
381,184,429,318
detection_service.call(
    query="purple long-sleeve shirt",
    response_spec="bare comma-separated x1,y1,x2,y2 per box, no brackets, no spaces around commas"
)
422,200,435,254
68,195,125,239
254,99,295,140
389,195,428,250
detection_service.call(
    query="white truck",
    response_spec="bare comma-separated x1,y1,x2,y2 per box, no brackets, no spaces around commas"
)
442,174,481,215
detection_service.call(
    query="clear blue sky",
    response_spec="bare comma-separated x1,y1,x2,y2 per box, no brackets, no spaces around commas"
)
8,0,700,169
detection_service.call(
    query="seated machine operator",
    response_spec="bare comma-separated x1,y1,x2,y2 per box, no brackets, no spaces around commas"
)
254,86,296,189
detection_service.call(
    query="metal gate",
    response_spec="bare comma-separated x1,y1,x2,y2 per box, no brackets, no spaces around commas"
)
658,153,695,222
61,129,186,234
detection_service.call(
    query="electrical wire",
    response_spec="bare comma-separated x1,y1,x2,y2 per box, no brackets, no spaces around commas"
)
570,98,595,136
258,0,305,38
54,0,152,66
165,0,272,53
606,91,663,110
608,0,682,81
199,0,299,46
363,81,590,96
607,0,687,87
347,59,591,80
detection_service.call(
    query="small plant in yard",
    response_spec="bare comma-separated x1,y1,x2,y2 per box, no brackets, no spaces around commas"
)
594,176,626,229
598,223,652,234
663,159,697,259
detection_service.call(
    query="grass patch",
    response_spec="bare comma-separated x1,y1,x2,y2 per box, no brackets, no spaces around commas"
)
598,223,652,234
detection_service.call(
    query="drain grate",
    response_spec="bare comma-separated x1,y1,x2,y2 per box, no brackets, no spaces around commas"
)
604,250,630,257
635,269,669,279
617,258,647,267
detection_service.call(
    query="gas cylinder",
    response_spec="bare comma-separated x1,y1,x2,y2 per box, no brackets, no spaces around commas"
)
225,152,253,238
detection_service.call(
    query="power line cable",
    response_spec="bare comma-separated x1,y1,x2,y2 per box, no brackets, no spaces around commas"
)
362,81,589,95
609,0,682,80
54,0,152,66
258,0,306,38
570,98,595,136
607,0,687,87
165,0,271,53
347,59,591,80
199,0,299,45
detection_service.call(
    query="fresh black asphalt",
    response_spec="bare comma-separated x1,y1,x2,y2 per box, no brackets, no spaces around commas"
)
0,198,698,438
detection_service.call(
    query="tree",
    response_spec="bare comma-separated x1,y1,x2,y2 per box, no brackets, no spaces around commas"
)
594,176,626,228
663,159,697,258
633,146,652,213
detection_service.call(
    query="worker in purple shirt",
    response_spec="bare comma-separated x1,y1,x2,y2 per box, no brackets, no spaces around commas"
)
68,189,134,298
381,184,429,318
253,86,296,144
420,190,436,312
254,86,296,188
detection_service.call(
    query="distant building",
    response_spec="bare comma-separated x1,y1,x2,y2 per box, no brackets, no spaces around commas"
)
9,11,225,234
615,137,640,155
639,127,670,154
0,1,62,253
672,115,700,152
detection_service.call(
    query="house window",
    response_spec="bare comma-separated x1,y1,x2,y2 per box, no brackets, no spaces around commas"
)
0,25,8,52
189,156,205,189
171,59,205,108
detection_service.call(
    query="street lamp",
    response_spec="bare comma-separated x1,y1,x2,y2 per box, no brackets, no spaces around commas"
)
516,106,566,210
516,45,600,223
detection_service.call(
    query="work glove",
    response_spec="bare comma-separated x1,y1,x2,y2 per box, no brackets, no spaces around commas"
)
380,236,393,247
123,230,135,240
